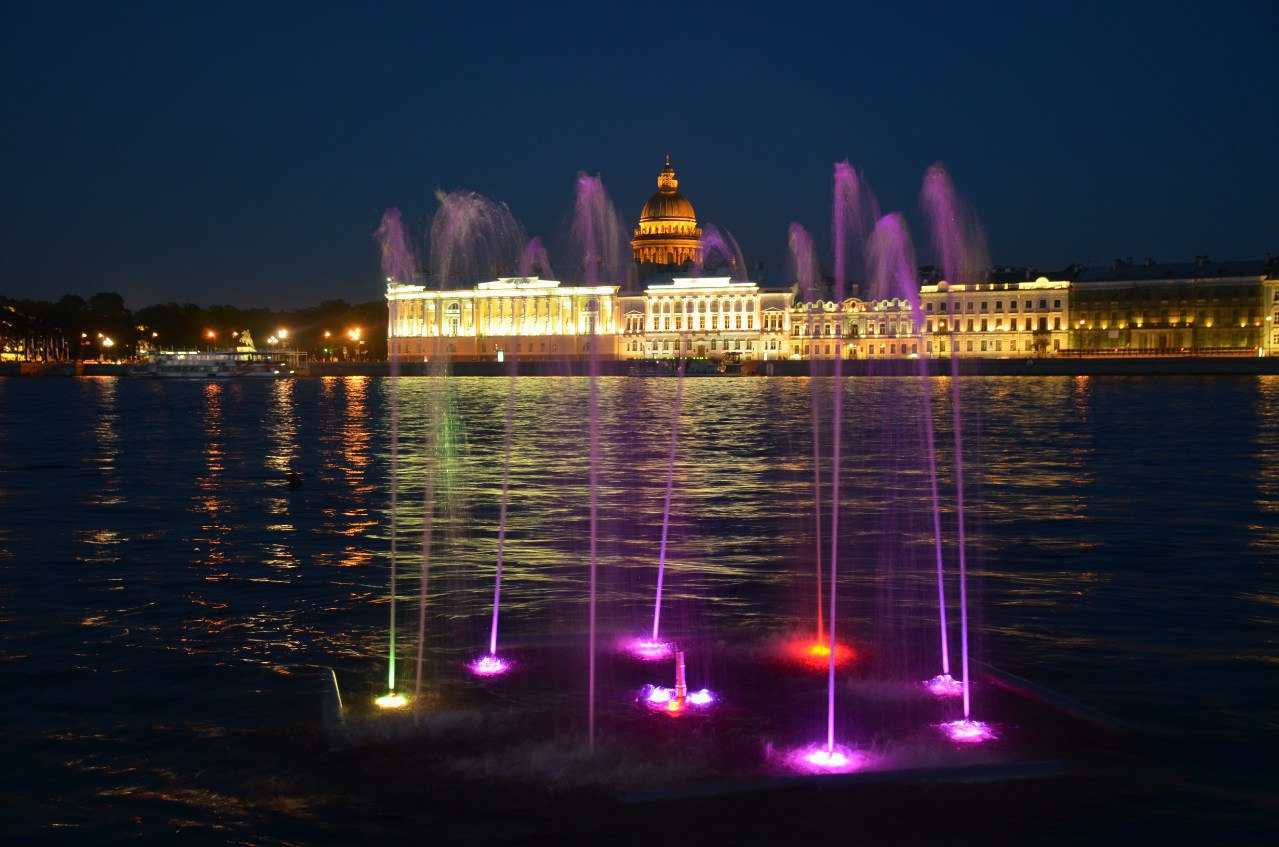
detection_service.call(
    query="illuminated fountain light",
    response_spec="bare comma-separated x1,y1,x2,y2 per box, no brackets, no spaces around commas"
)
639,684,716,716
784,742,873,774
374,691,409,710
467,654,512,677
925,673,966,697
783,638,855,671
938,718,995,743
639,651,715,717
627,638,676,661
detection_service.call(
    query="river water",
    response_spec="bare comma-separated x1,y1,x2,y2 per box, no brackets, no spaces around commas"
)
0,375,1275,845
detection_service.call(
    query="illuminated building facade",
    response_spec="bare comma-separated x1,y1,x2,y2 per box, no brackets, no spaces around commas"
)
383,159,1276,363
785,275,1072,361
386,276,619,360
619,277,793,360
1069,258,1271,354
918,277,1072,358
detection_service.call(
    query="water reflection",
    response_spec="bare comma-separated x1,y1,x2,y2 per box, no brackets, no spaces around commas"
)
83,377,124,507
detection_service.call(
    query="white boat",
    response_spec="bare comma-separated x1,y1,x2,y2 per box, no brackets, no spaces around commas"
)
131,341,309,379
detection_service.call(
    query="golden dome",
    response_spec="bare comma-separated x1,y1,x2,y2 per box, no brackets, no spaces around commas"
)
639,156,697,223
632,156,703,270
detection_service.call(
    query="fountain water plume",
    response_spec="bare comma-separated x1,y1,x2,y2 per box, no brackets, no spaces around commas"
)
571,173,629,752
649,356,686,648
693,224,748,280
430,190,528,286
787,223,824,642
921,164,989,723
518,236,554,280
866,214,956,691
373,207,418,705
820,162,879,753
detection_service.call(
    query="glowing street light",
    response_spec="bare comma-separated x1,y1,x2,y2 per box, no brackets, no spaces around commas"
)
277,328,289,341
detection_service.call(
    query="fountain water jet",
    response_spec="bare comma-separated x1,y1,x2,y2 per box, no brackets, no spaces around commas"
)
787,223,825,644
373,208,418,708
865,214,959,697
633,356,686,662
569,172,631,751
922,163,989,733
423,190,529,700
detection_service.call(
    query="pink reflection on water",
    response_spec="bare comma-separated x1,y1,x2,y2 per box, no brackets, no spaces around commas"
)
468,655,512,677
925,673,965,697
938,718,995,743
784,743,872,774
629,639,675,661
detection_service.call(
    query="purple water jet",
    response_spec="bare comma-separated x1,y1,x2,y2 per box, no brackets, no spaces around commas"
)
865,213,957,693
647,356,685,652
569,172,631,752
921,163,989,727
692,224,748,280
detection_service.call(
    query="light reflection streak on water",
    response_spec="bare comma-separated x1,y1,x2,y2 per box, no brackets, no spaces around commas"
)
85,377,124,507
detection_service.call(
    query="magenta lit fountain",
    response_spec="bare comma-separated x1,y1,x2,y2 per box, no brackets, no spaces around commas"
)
787,161,880,773
865,213,963,699
569,172,632,753
921,164,994,743
424,190,528,696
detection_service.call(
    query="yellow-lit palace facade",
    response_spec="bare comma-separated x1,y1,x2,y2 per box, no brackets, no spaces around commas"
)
386,277,620,360
386,161,1278,361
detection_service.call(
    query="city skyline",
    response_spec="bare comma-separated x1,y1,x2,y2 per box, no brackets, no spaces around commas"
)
2,2,1276,310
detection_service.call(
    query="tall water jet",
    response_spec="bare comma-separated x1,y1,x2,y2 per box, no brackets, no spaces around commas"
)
806,161,880,763
638,355,685,661
373,207,417,709
569,172,631,751
518,236,554,281
921,164,993,740
866,214,959,696
422,190,529,699
788,223,825,644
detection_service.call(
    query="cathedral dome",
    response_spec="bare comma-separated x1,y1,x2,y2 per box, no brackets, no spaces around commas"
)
632,157,703,270
640,159,697,222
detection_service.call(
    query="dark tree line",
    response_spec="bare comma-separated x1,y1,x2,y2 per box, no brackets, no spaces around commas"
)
0,293,387,361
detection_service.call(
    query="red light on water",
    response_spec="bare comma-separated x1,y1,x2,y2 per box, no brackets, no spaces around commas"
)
784,639,855,670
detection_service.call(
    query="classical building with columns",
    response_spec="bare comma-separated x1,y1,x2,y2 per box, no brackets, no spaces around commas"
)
386,276,619,360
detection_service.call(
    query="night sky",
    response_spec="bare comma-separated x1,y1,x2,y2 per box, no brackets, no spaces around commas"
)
2,1,1275,309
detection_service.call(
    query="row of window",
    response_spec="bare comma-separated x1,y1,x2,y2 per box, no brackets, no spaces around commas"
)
646,315,757,332
930,317,1061,332
926,298,1061,312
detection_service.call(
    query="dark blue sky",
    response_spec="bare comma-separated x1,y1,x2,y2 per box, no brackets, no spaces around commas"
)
2,1,1275,309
